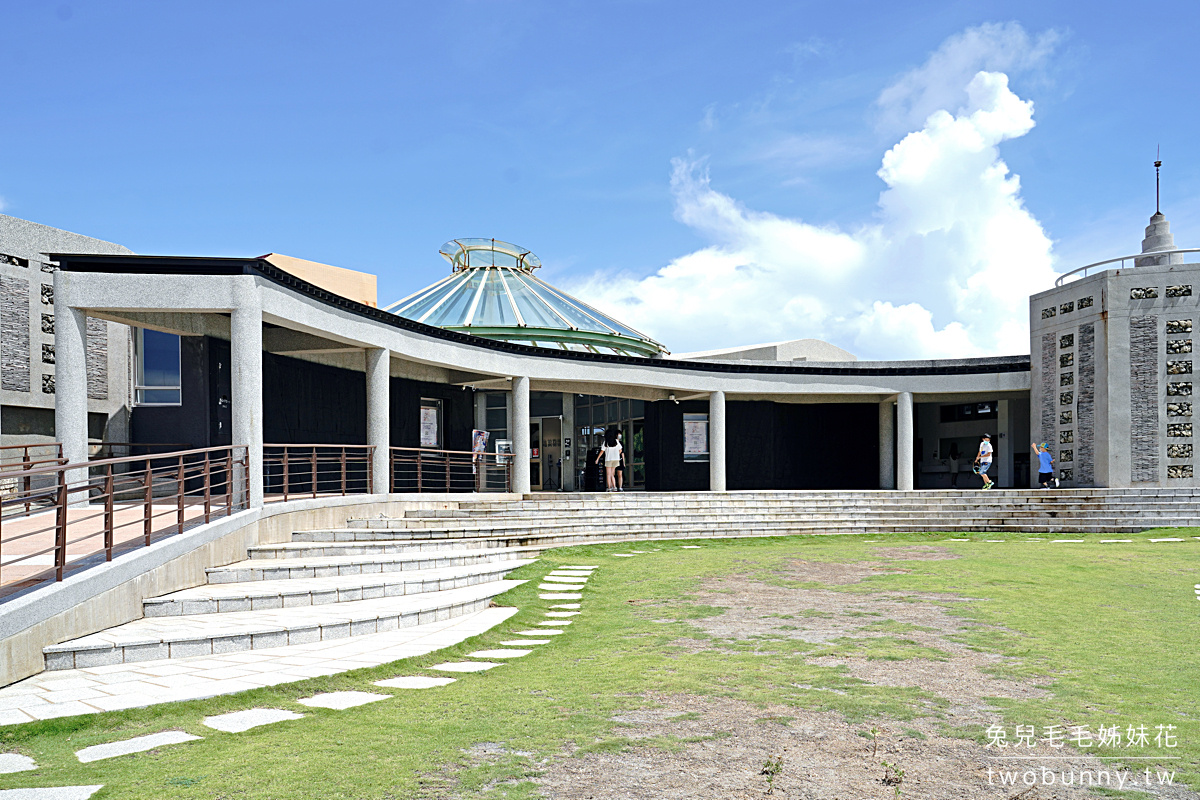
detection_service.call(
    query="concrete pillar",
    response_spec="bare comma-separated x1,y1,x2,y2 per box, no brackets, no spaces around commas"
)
52,291,89,487
365,348,390,494
561,392,576,491
878,399,895,490
512,376,530,494
897,392,914,491
231,300,264,509
997,399,1011,489
709,390,726,492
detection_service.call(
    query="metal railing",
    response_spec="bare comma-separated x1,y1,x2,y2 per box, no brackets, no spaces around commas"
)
0,444,66,515
1055,247,1200,286
262,444,375,501
0,446,248,600
390,447,512,493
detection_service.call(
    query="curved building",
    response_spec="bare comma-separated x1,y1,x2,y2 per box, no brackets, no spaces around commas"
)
386,238,667,358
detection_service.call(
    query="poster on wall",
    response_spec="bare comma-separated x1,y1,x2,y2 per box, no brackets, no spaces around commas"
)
471,429,490,454
683,414,708,460
420,406,440,448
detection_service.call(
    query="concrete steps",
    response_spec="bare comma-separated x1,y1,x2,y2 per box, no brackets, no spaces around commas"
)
44,582,520,671
143,559,536,617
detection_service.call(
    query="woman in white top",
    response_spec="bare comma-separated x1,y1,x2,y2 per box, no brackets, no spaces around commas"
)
595,429,624,492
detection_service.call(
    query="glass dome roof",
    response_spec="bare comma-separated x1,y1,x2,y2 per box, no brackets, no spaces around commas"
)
385,239,668,357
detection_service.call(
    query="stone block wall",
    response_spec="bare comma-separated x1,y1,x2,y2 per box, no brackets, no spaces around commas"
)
1030,261,1200,487
0,215,133,447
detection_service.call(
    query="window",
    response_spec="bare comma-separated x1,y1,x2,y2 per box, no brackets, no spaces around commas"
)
683,413,709,461
938,401,998,423
419,397,443,448
134,329,181,405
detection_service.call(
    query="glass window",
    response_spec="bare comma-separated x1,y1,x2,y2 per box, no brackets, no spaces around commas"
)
134,329,181,405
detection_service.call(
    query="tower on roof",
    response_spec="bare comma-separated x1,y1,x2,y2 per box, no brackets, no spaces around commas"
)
1137,154,1184,267
384,238,668,357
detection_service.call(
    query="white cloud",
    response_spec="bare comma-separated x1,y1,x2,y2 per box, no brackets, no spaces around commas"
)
876,21,1060,135
569,66,1059,361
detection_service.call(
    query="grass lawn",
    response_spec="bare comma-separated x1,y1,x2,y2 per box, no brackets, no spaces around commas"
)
0,531,1196,798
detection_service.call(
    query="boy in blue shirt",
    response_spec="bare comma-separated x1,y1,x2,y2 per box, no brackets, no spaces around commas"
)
1031,442,1055,489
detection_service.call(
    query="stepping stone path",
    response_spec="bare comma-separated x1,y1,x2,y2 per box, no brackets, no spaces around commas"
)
0,788,104,799
612,554,636,557
681,545,702,549
514,629,562,636
538,620,571,627
539,592,582,599
542,576,587,583
203,708,303,733
298,692,389,710
467,649,531,658
75,731,201,763
501,639,549,645
0,754,36,774
374,676,455,689
1150,538,1185,542
430,662,501,673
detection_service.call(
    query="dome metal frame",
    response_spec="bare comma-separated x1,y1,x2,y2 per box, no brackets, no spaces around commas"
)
385,238,668,358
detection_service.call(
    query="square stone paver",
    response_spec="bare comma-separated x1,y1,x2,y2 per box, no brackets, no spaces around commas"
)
297,692,389,710
203,708,303,733
76,731,201,763
681,545,702,549
429,662,501,673
373,677,456,689
541,577,587,583
513,629,562,636
467,649,531,658
0,787,105,799
500,639,549,646
0,753,36,774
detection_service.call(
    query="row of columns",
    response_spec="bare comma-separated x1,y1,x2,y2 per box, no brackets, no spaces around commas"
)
53,296,916,503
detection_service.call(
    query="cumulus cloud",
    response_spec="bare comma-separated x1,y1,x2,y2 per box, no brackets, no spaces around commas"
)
569,67,1059,360
875,21,1060,135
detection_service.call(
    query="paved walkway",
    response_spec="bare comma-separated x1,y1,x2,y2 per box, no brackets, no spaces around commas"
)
0,607,516,725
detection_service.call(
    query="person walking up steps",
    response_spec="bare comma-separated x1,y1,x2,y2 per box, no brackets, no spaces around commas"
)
595,427,624,492
1032,442,1055,489
974,434,995,490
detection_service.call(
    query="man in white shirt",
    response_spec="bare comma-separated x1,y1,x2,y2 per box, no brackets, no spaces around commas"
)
974,434,994,490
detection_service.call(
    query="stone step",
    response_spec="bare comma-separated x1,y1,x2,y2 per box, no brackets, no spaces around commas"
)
374,505,1200,528
144,559,536,616
205,546,539,583
43,580,523,670
248,537,527,558
329,514,1200,539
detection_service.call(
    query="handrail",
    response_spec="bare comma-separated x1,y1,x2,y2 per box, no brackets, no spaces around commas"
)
262,444,375,502
0,445,247,481
1055,247,1200,287
0,445,248,600
390,446,512,493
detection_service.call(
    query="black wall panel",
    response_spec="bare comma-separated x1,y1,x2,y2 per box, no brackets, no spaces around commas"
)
132,336,474,452
645,399,880,491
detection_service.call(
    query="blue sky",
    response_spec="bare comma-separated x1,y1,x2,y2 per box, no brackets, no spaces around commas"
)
3,1,1199,358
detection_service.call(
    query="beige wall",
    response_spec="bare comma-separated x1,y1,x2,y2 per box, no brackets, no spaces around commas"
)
261,253,378,307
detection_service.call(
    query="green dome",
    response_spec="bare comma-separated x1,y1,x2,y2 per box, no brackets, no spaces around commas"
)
385,238,668,357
